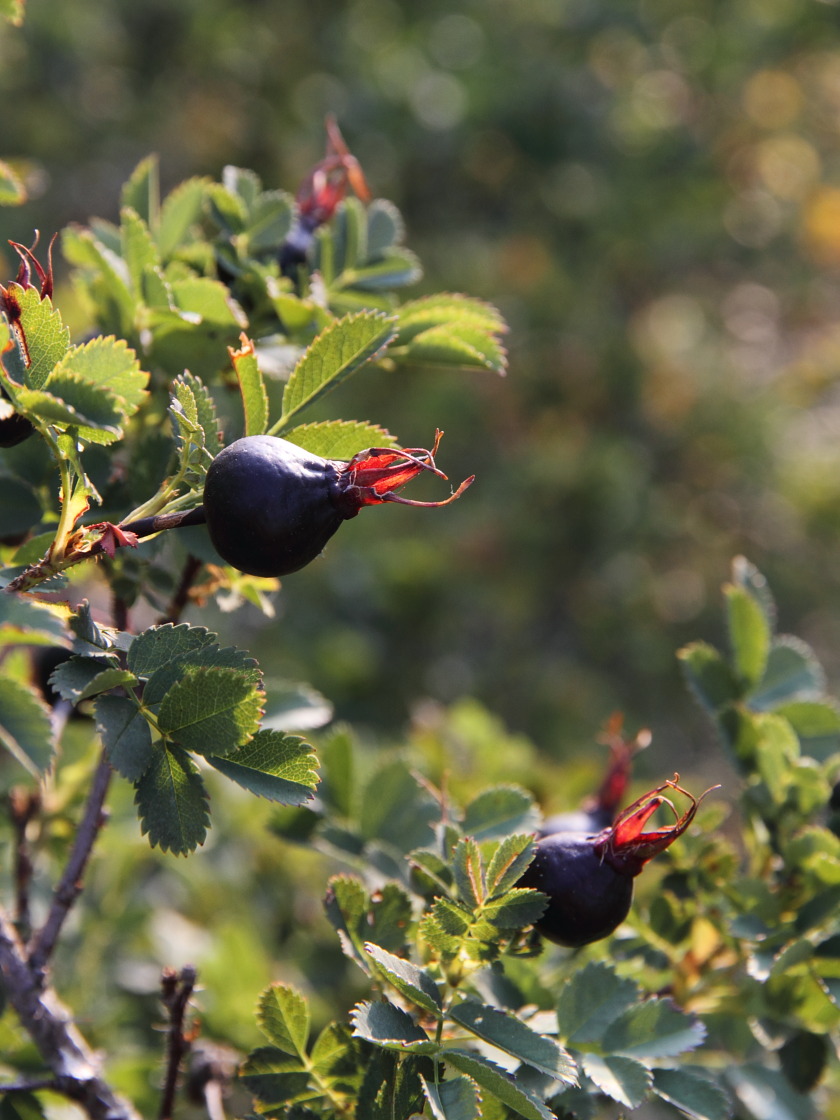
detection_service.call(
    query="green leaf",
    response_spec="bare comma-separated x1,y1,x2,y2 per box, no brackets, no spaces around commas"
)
726,1064,813,1120
170,276,247,327
485,834,537,896
0,159,26,204
600,998,706,1059
359,758,438,852
283,419,397,460
277,311,397,430
60,226,135,338
134,744,210,854
319,727,355,818
678,641,742,714
309,1020,356,1082
555,961,640,1046
15,375,123,441
364,944,442,1016
238,1046,312,1105
324,876,413,968
777,700,840,760
449,1000,577,1084
52,336,148,421
750,636,826,710
462,786,541,841
778,1031,829,1094
157,665,263,757
257,984,310,1059
444,1050,554,1120
324,876,369,970
358,1050,428,1120
127,623,217,677
397,294,507,339
328,196,367,275
341,249,423,292
652,1068,730,1120
121,156,160,229
731,555,776,629
121,207,162,294
246,189,294,253
580,1053,651,1108
49,656,135,702
0,596,67,646
725,583,770,689
207,729,317,804
230,335,269,436
261,680,333,731
350,1000,430,1048
420,1074,480,1120
0,677,55,776
453,838,485,908
158,176,213,258
421,898,472,956
95,694,154,781
401,323,506,374
481,888,547,930
3,288,71,391
145,644,261,708
367,199,405,255
178,370,223,457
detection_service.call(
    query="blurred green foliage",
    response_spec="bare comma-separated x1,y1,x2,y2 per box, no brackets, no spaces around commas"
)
4,0,840,771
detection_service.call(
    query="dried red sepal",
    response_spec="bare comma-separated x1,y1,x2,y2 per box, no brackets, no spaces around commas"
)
334,429,474,516
594,774,719,876
590,713,650,819
296,114,371,229
1,232,58,354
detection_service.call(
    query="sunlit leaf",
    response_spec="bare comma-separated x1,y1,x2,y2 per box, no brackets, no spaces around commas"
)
0,676,55,776
134,743,209,854
207,729,318,804
278,311,397,430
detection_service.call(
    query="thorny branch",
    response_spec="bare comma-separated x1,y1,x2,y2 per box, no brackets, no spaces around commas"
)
159,965,200,1120
0,905,140,1120
8,786,41,941
28,750,113,975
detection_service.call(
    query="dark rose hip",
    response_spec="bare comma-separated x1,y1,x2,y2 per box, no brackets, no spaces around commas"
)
202,431,472,578
520,776,715,948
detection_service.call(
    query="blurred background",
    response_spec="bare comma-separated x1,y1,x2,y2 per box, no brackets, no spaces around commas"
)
4,0,840,776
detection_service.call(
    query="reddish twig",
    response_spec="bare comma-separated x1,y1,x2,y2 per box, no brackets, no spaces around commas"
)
159,965,200,1120
28,751,113,976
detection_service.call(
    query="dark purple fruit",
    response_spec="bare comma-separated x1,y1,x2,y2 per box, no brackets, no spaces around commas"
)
0,387,33,447
202,432,472,578
540,714,649,837
520,776,713,948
